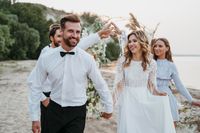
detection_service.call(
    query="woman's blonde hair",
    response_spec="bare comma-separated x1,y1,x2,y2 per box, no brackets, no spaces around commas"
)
123,30,151,71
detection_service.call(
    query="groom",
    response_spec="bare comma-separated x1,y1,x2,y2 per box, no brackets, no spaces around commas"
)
29,13,113,133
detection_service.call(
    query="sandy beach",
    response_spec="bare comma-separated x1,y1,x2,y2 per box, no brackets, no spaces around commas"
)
0,60,199,133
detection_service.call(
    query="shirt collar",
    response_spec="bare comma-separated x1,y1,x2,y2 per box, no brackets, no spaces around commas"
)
59,46,77,53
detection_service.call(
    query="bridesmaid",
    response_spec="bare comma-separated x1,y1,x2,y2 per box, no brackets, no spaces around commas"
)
151,38,200,124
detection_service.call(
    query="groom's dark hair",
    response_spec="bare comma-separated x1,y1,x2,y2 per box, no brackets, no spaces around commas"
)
60,13,80,29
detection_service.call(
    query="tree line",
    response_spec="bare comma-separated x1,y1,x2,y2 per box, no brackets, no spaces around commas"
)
0,0,120,61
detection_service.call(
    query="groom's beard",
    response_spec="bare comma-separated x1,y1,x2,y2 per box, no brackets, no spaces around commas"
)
63,36,80,48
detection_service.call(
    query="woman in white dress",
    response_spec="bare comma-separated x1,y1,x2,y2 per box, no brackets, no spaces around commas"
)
113,30,176,133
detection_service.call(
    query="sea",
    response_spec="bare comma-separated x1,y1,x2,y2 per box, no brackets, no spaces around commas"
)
173,56,200,90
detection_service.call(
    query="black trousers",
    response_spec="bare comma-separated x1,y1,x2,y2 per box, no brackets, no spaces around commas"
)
40,92,51,133
45,100,86,133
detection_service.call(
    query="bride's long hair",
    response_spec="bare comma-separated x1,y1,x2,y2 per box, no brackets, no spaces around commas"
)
123,30,151,71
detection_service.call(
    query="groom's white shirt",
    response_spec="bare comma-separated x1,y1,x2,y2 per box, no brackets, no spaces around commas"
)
28,33,113,121
27,33,101,94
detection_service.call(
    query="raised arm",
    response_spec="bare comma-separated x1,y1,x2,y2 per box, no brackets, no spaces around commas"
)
77,33,101,50
78,22,121,50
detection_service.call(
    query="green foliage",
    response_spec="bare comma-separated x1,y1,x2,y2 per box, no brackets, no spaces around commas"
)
0,11,18,25
0,0,11,13
26,28,40,59
86,80,101,118
0,2,121,62
80,12,99,28
8,21,40,59
106,37,121,61
7,14,18,22
0,1,54,60
0,11,10,24
0,8,38,60
10,3,49,57
0,25,14,60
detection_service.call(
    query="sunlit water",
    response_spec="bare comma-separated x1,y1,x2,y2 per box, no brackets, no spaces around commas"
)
173,56,200,90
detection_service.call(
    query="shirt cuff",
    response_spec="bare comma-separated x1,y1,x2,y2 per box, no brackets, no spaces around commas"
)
103,105,113,113
94,33,101,42
29,103,40,121
31,114,40,121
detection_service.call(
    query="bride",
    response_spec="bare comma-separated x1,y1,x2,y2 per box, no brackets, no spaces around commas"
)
113,30,176,133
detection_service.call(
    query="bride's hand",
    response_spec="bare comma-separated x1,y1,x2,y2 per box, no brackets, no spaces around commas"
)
98,22,122,39
98,22,113,39
110,22,122,35
158,92,167,96
153,90,167,96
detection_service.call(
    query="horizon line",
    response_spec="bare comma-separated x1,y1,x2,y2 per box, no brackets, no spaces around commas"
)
173,54,200,57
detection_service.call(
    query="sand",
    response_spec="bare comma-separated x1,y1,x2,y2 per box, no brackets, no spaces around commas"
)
0,60,199,133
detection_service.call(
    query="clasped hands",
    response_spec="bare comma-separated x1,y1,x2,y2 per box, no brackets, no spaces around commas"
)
100,112,112,119
98,22,122,39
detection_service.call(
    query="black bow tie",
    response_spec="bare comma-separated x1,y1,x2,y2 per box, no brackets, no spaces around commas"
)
60,51,75,57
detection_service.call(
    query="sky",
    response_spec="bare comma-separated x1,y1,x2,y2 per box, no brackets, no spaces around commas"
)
17,0,200,55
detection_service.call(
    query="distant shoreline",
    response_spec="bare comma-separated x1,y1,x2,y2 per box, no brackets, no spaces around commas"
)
173,54,200,57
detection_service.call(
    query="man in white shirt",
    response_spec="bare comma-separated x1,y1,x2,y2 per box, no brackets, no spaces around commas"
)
27,23,62,133
29,14,114,133
41,23,62,132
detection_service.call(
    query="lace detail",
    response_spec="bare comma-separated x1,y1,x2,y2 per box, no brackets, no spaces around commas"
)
112,56,125,105
113,56,158,105
147,59,158,94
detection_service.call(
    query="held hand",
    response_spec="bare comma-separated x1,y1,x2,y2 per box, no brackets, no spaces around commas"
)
192,101,200,107
42,97,50,107
110,22,122,35
100,112,112,119
98,22,121,39
157,92,167,96
32,121,40,133
153,90,167,96
98,22,112,39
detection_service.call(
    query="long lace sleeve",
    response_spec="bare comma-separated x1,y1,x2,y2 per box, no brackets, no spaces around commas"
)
112,56,125,105
147,59,158,94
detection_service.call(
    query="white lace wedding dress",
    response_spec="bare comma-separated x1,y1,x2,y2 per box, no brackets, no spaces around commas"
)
113,57,176,133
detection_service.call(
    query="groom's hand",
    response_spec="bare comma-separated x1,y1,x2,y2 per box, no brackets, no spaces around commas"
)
42,97,50,107
32,121,40,133
100,112,112,119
